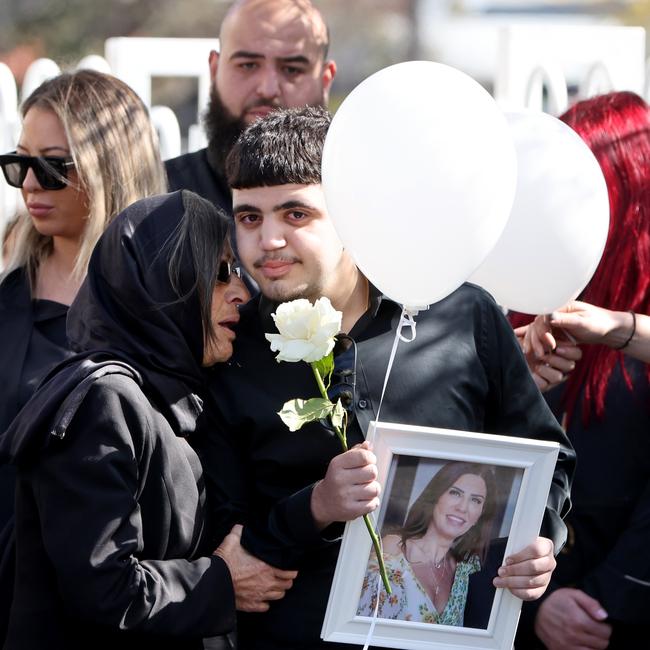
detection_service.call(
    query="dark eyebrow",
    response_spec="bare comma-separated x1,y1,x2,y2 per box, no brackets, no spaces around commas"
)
229,51,311,66
273,200,318,212
451,484,485,499
230,50,264,61
233,203,261,214
278,55,310,66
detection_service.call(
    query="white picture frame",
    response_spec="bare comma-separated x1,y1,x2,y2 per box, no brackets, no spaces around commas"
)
321,421,560,650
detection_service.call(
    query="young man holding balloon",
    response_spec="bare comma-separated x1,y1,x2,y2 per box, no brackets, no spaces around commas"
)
199,106,575,650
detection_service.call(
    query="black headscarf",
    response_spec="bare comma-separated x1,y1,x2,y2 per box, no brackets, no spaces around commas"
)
1,190,229,463
69,191,206,390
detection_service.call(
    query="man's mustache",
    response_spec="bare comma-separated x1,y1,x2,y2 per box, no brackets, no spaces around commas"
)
253,255,301,268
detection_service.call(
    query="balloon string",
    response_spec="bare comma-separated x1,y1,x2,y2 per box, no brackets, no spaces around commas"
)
375,307,418,424
363,305,418,650
362,534,385,650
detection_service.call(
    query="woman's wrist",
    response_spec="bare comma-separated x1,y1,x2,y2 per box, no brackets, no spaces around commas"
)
607,310,636,349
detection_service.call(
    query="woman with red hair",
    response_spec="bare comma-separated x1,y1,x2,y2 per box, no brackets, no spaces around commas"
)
512,91,650,650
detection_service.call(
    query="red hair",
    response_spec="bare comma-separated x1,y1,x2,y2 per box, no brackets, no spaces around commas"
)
510,91,650,424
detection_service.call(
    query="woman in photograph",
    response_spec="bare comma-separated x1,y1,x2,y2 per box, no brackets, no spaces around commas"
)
357,461,499,626
0,190,298,649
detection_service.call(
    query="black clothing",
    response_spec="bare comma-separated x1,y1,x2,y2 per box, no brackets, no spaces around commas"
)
202,284,575,650
0,191,236,649
0,267,73,643
165,148,231,214
0,268,71,528
516,358,650,649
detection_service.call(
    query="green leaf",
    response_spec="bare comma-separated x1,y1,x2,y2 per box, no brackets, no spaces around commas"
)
331,398,346,431
312,352,335,387
278,398,334,432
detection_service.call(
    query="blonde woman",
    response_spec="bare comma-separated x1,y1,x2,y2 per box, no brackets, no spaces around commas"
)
0,70,165,639
0,70,165,424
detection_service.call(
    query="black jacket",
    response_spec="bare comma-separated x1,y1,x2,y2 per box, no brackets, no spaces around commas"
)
2,361,235,650
0,192,236,650
0,267,71,528
201,285,575,650
0,267,73,642
516,358,650,648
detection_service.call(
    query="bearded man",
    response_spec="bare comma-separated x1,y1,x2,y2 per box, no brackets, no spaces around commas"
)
165,0,336,212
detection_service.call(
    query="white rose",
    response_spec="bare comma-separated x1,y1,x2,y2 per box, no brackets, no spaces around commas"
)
265,297,343,363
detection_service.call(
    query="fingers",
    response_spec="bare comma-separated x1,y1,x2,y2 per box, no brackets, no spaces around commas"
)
513,325,528,338
534,360,568,388
572,590,608,621
274,568,298,581
523,314,556,359
265,589,289,601
535,588,612,649
236,564,297,612
531,371,548,392
504,537,554,565
229,523,243,537
494,537,555,600
312,443,381,526
337,445,377,470
554,344,583,361
240,601,271,613
543,352,577,374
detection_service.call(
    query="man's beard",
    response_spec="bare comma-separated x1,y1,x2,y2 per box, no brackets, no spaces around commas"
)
203,86,247,181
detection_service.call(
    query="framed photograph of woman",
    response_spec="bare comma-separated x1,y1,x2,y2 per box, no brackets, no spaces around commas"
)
321,421,560,650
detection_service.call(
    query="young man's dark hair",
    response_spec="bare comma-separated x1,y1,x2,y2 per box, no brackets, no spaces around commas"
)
226,106,331,189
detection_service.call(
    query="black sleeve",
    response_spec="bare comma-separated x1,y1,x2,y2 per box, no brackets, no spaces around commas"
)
477,293,576,553
32,380,236,637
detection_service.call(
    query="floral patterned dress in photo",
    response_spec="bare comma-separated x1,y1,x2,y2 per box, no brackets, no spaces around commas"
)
356,550,481,626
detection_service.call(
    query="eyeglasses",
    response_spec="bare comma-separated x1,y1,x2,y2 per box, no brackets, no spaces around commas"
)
217,260,242,284
0,152,75,191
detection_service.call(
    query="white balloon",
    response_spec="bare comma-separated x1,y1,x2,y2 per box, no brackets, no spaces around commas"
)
469,110,609,315
321,61,517,309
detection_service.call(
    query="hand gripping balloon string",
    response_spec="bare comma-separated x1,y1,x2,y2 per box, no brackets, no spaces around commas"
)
558,327,577,345
543,312,577,347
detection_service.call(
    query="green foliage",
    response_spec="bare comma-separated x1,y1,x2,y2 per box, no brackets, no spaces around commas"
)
277,397,333,432
312,352,334,388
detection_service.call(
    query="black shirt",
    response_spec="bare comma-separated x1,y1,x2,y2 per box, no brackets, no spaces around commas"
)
202,283,575,650
0,267,72,643
165,148,231,214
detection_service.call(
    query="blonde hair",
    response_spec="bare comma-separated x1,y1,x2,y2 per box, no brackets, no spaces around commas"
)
4,70,166,286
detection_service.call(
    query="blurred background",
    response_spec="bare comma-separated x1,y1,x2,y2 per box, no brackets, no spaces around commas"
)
2,0,649,131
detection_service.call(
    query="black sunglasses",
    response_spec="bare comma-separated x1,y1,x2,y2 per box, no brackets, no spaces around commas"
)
0,152,75,191
217,260,242,284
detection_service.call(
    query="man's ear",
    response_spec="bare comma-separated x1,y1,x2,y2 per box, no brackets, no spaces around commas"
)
321,59,337,102
209,49,220,82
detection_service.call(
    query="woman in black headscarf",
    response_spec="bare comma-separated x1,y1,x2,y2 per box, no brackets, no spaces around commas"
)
0,190,295,650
